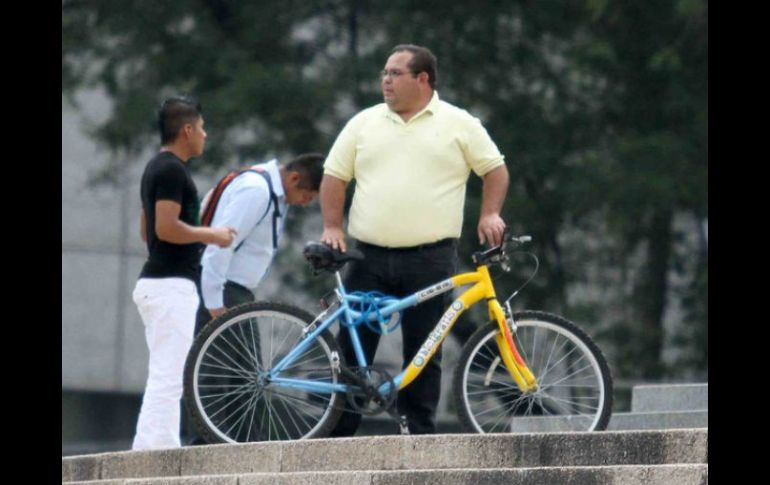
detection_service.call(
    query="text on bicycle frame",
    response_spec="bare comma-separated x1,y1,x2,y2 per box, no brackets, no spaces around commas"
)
412,300,465,368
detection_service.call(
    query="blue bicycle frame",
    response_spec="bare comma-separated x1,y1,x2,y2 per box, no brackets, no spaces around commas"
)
266,272,459,397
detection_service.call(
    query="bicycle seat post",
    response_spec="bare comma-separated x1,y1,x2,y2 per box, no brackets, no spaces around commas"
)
334,271,346,293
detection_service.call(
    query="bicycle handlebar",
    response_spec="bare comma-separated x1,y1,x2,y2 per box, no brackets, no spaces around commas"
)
471,231,532,267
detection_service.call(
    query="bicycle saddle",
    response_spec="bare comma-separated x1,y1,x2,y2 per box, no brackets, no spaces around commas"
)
303,242,364,273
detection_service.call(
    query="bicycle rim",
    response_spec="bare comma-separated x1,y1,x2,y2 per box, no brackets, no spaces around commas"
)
460,316,610,433
191,308,341,442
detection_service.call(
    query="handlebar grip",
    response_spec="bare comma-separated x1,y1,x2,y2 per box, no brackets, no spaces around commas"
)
507,235,532,243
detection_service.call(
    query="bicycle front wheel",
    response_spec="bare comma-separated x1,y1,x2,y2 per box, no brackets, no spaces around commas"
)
183,301,344,443
454,310,613,433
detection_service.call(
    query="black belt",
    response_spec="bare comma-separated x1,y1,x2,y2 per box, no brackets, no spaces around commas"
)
356,238,457,252
225,280,253,293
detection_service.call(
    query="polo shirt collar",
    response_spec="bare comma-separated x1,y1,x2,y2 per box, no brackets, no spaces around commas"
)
384,91,441,124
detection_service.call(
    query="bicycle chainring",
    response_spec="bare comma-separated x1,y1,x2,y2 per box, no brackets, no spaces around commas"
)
343,366,398,416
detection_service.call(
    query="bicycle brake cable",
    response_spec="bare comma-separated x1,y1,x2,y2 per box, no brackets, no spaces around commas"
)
503,251,540,306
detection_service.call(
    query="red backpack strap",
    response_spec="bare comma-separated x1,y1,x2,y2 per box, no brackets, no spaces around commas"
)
200,171,240,227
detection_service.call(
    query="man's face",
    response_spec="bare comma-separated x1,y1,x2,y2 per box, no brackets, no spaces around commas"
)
381,51,421,113
284,174,318,206
188,116,207,157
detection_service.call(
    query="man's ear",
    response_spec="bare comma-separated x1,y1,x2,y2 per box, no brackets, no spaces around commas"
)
288,171,302,185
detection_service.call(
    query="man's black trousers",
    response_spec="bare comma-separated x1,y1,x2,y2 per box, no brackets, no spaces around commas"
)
329,239,458,436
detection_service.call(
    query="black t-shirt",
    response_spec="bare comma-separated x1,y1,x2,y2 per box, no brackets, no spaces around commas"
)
138,151,203,281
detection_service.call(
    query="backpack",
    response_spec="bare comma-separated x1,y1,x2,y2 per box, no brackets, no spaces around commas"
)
200,167,281,250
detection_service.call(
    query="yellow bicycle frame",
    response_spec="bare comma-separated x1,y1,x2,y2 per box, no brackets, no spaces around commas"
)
399,265,538,393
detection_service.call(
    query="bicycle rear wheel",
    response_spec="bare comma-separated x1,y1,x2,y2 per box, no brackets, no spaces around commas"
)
183,301,344,443
454,310,613,433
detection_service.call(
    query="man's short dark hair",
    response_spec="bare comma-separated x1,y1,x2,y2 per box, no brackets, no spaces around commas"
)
391,44,438,89
285,153,325,191
158,96,203,145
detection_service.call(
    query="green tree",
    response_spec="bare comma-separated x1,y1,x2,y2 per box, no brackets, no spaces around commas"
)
63,0,707,382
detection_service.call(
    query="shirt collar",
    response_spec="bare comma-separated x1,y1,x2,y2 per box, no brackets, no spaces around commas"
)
250,159,286,199
384,91,441,124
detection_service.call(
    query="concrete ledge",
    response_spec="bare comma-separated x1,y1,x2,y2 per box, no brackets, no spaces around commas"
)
609,411,708,430
179,442,281,476
101,448,184,480
278,429,708,472
62,454,101,482
632,384,708,412
63,465,708,485
63,429,707,481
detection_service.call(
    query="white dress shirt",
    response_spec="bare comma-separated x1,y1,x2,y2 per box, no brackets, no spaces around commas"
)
201,160,287,309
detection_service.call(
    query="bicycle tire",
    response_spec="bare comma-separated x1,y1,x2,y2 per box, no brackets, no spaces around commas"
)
453,310,613,433
183,301,345,443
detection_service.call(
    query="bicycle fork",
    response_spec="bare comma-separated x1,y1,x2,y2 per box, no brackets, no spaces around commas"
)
488,298,538,393
467,265,538,393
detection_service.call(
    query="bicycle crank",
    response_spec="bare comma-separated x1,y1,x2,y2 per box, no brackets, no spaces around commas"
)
341,365,398,415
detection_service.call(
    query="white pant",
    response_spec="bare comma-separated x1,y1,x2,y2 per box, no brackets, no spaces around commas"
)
131,277,199,450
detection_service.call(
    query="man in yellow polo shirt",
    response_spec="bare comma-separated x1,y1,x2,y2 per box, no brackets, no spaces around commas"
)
320,44,509,435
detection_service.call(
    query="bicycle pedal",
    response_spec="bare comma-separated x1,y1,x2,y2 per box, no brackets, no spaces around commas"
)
398,416,410,435
330,352,340,373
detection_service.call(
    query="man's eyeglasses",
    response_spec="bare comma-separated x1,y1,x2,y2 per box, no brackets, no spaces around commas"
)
380,69,414,79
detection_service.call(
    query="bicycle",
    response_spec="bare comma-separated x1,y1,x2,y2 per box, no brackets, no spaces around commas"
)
183,232,613,443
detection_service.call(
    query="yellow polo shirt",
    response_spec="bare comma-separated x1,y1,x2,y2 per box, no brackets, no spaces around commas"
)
324,92,505,248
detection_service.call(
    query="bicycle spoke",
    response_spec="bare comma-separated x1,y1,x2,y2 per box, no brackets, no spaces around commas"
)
540,362,597,389
539,393,599,413
486,398,520,431
235,321,260,367
537,332,570,381
249,319,262,370
206,339,255,378
268,388,334,413
283,349,330,373
245,389,261,442
228,388,260,439
208,385,258,423
264,394,291,440
272,393,314,436
200,348,253,380
540,344,584,380
217,328,260,373
201,384,255,406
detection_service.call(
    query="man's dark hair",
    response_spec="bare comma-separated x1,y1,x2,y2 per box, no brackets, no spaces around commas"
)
391,44,438,89
158,96,203,145
285,153,325,190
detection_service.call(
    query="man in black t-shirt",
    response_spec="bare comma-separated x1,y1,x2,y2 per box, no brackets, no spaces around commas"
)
131,96,236,451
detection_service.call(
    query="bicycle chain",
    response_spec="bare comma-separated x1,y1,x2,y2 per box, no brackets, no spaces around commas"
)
265,364,398,416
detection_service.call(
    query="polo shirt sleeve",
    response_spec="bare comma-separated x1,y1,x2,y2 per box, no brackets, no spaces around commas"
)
324,117,359,182
461,116,506,177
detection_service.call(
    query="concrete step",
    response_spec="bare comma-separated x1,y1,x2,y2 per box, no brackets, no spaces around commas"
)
609,411,708,431
62,464,708,485
343,409,709,435
632,383,708,412
62,428,707,482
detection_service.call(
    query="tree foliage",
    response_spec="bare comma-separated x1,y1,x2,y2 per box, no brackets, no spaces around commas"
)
63,0,708,382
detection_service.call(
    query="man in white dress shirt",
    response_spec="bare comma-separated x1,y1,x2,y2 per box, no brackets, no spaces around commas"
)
196,153,325,327
184,153,324,445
